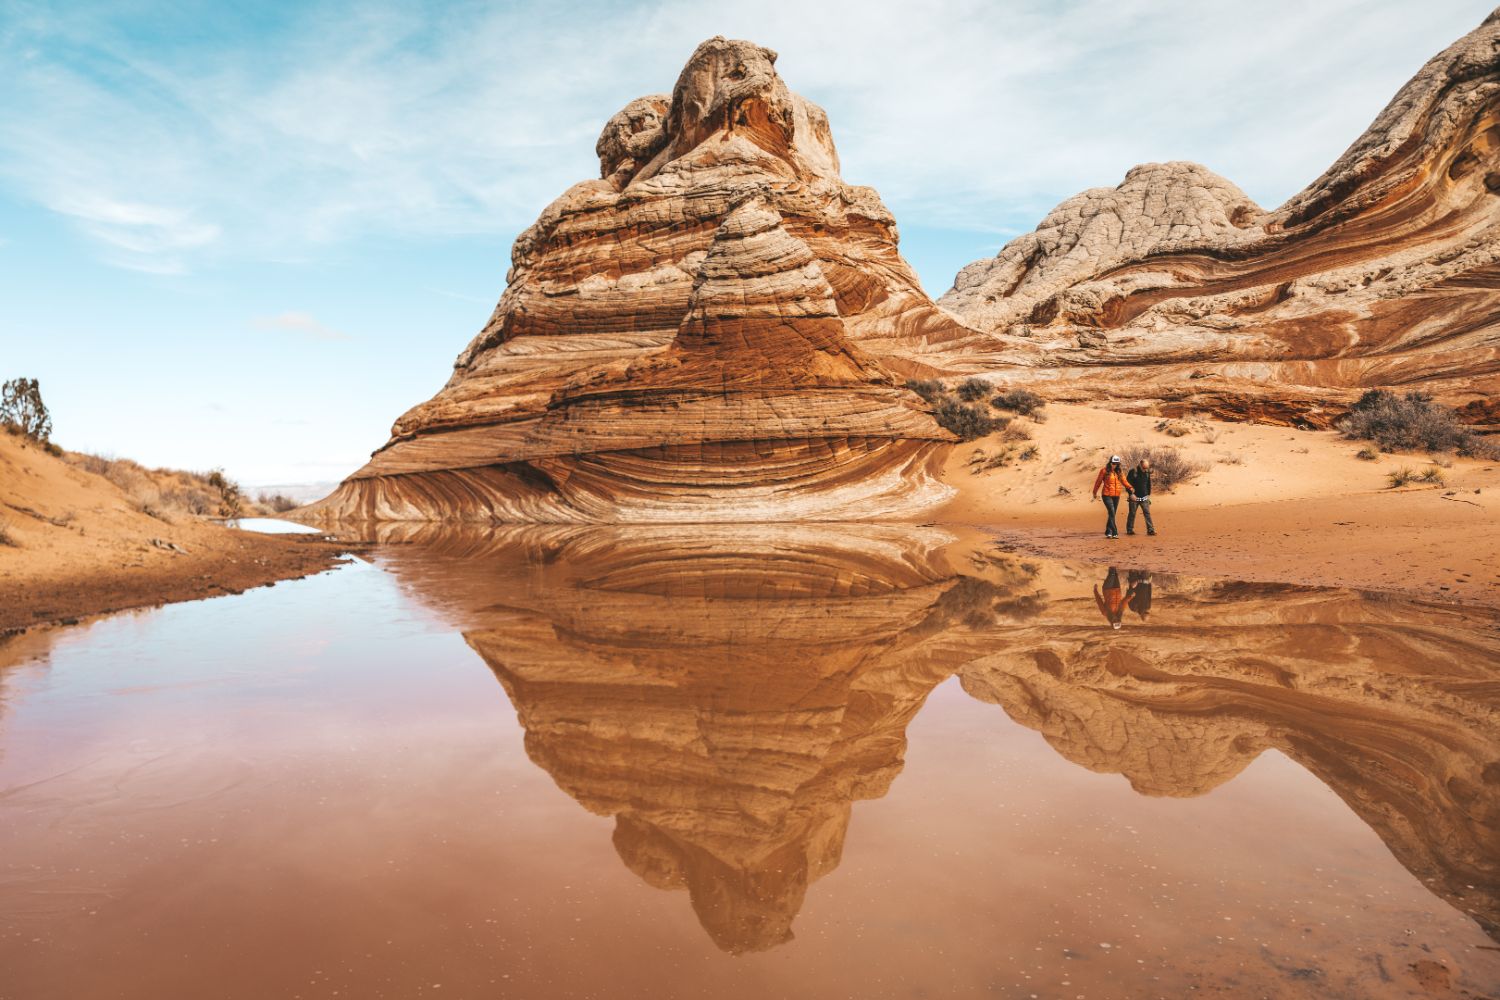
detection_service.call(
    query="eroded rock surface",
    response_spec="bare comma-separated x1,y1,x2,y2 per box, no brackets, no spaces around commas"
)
306,37,976,524
940,10,1500,423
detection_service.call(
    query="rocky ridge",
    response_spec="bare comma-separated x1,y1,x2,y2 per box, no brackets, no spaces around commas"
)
939,10,1500,424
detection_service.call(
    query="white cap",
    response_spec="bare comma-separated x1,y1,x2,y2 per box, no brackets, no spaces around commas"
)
1110,454,1122,462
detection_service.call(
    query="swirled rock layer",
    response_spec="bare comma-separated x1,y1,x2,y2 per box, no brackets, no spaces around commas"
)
305,37,973,524
940,10,1500,423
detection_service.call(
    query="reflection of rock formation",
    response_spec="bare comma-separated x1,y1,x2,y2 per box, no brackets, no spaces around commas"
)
940,11,1500,423
384,524,969,952
305,37,975,525
959,581,1500,939
372,529,1500,949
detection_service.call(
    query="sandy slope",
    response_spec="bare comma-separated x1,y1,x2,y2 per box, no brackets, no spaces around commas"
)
932,404,1500,608
0,434,353,632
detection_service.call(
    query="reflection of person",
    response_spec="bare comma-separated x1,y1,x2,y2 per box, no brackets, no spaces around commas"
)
1126,459,1156,536
1127,569,1153,621
1095,566,1126,629
1091,456,1133,539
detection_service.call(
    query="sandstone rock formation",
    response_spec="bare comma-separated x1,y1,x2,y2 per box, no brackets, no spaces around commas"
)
940,10,1500,424
368,526,1500,950
305,37,981,524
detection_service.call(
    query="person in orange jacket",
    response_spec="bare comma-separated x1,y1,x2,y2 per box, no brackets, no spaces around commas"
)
1091,455,1134,539
1095,566,1127,629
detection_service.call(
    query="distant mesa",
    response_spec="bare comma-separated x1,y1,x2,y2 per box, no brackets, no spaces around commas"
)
303,37,967,524
938,9,1500,423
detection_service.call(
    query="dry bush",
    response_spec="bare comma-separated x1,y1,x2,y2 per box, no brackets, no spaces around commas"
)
1340,390,1497,457
1119,445,1207,492
904,379,944,404
1386,467,1417,488
1355,447,1379,461
64,452,238,520
935,399,1001,441
1418,466,1446,485
1019,445,1040,461
1000,422,1031,443
991,388,1046,417
257,492,299,513
955,377,991,402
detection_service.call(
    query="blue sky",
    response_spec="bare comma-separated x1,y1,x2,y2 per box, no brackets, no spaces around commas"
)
1,0,1491,486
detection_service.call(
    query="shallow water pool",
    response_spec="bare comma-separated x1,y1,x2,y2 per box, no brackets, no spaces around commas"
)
1,524,1497,999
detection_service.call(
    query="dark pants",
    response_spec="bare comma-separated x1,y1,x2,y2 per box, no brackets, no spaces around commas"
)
1127,497,1155,534
1101,495,1120,537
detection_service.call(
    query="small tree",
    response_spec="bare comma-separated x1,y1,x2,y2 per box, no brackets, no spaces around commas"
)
206,469,244,519
1,378,52,442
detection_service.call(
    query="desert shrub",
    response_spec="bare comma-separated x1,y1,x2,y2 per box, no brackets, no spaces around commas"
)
1418,466,1446,485
1,377,52,442
990,388,1046,417
1000,422,1031,443
1155,419,1191,438
1118,445,1206,492
1386,467,1417,488
1355,447,1379,461
904,379,945,404
934,399,1000,441
1339,390,1497,457
1019,445,1040,461
65,451,230,520
206,469,243,518
955,377,991,402
257,492,299,513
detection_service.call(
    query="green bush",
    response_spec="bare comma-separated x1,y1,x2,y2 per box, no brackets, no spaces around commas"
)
1,377,52,442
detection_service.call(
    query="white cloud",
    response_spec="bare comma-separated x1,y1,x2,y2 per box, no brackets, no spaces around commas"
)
252,311,351,341
0,0,1490,276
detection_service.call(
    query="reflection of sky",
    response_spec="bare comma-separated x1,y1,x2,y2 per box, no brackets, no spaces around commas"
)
0,0,1490,484
2,546,1498,996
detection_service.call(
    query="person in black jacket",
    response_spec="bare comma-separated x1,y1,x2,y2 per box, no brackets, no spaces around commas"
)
1126,458,1156,536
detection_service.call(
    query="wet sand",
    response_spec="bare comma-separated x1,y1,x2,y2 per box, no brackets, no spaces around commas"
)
933,404,1500,608
2,525,1497,999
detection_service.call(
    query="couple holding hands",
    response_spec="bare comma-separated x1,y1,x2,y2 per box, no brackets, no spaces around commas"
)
1091,455,1156,539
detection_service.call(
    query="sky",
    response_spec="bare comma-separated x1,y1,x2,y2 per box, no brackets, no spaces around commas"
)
1,0,1492,487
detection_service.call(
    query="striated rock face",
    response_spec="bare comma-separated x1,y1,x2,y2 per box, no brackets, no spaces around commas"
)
305,37,976,524
940,10,1500,423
